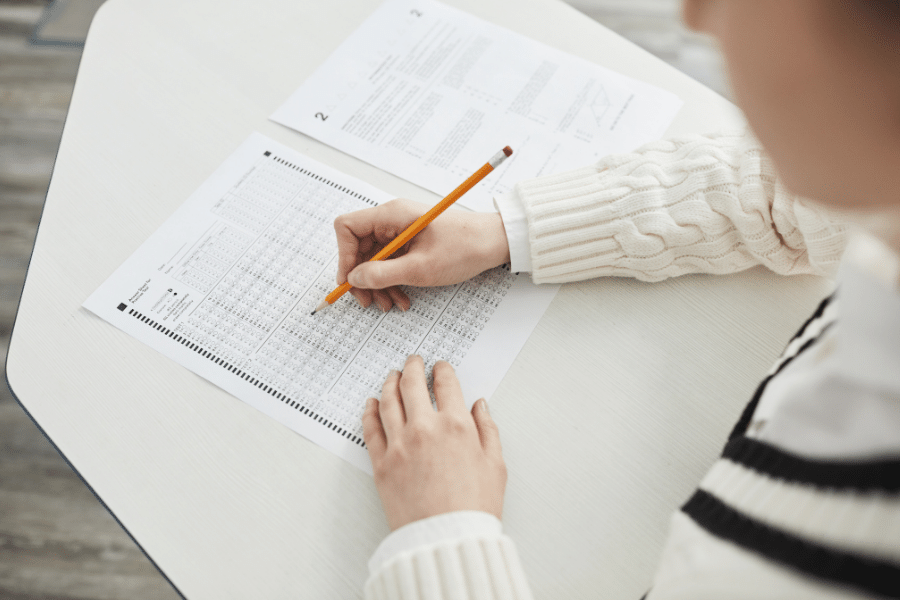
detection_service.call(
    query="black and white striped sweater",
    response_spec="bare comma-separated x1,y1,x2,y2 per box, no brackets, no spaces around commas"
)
648,256,900,600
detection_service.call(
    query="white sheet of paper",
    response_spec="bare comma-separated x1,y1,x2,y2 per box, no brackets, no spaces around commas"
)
83,133,558,473
271,0,682,212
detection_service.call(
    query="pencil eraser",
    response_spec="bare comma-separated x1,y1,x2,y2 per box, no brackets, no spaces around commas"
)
503,146,513,157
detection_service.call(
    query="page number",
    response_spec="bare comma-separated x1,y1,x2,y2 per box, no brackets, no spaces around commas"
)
315,112,328,121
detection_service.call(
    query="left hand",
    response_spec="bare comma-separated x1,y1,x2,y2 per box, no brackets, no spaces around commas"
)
363,355,507,531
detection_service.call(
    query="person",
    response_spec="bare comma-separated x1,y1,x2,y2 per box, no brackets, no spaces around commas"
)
332,1,900,598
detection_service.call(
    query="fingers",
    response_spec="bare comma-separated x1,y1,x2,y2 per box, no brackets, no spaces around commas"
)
350,286,408,311
472,399,503,459
362,398,387,459
432,361,466,414
350,287,373,308
385,286,411,311
348,253,425,290
334,204,394,287
371,289,393,312
398,355,433,422
334,212,368,287
335,200,421,287
379,370,405,440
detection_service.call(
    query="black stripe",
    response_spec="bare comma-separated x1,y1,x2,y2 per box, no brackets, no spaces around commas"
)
723,436,900,492
728,294,835,440
790,293,835,346
682,489,900,598
728,322,834,441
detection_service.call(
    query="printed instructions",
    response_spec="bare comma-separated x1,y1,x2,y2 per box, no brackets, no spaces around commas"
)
83,133,558,473
271,0,683,211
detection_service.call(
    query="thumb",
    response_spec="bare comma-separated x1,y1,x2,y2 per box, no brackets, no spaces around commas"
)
348,256,418,290
472,399,502,458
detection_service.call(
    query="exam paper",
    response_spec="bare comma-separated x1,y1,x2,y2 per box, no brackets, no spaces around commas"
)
271,0,683,212
84,133,558,473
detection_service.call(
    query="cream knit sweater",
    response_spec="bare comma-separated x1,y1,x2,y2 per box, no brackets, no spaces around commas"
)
362,132,891,600
516,131,846,283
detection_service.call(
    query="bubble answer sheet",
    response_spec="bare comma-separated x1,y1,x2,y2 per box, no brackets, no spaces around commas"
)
271,0,682,212
83,133,558,473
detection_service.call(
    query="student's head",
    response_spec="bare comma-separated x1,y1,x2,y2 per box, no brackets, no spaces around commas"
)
683,0,900,212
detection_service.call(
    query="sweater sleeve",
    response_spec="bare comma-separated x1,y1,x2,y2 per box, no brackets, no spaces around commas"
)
516,131,849,284
364,533,534,600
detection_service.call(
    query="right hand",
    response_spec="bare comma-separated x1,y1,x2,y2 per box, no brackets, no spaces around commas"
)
334,198,511,310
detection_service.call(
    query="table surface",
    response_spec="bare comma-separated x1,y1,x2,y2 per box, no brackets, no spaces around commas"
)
6,0,834,598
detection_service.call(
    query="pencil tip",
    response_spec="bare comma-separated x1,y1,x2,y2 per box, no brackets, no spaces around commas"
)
312,299,329,315
503,146,512,157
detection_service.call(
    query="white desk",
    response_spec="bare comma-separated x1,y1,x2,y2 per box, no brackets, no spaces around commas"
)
6,0,834,598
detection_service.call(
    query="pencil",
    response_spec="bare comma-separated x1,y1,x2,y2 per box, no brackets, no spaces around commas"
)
312,145,513,315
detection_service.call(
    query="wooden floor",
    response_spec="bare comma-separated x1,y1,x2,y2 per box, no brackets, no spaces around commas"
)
0,1,726,598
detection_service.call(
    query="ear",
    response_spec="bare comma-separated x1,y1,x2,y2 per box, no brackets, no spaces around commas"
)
682,0,718,32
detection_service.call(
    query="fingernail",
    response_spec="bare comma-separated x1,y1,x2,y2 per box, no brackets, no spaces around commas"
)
390,369,401,377
348,271,360,287
365,398,374,410
479,398,490,414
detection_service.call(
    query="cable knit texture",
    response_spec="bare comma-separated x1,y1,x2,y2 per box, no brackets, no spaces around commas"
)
364,535,534,600
516,132,848,283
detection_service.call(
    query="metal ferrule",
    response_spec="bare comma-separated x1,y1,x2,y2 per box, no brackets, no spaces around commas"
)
488,149,510,168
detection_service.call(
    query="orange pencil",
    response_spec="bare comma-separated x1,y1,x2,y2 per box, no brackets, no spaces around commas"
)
312,145,513,314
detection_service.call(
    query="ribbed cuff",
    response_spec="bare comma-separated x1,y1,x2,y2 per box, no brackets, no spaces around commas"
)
516,164,624,283
369,511,503,575
365,529,534,600
494,190,533,273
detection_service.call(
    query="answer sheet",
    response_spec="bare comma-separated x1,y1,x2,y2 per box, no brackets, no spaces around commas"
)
271,0,682,212
84,133,558,473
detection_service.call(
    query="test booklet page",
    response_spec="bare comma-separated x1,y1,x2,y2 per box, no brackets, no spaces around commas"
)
83,133,558,473
271,0,683,212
